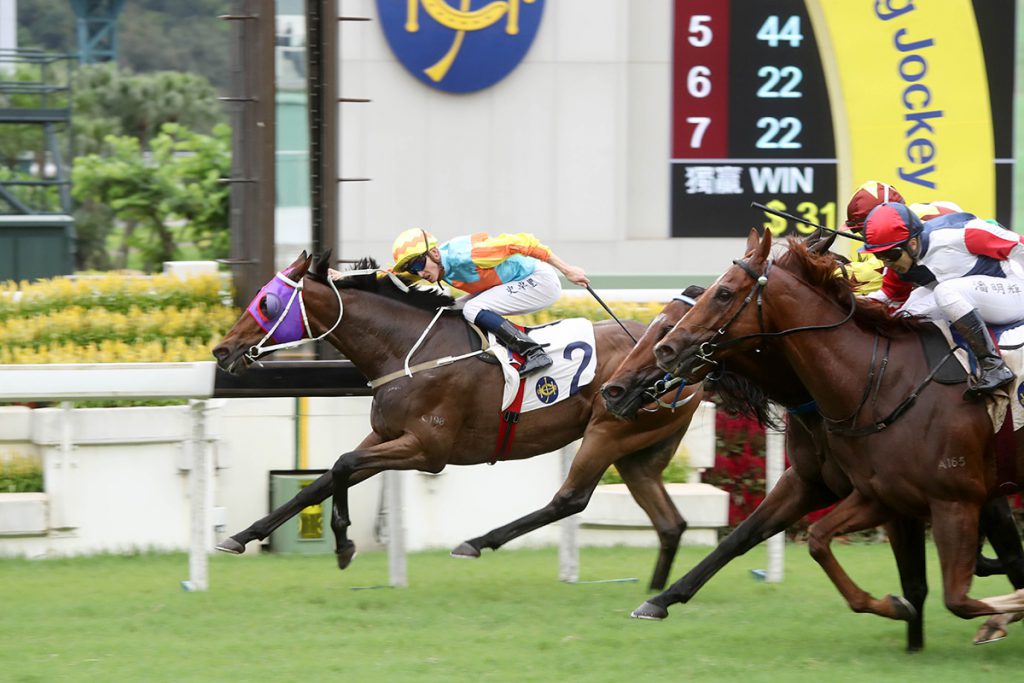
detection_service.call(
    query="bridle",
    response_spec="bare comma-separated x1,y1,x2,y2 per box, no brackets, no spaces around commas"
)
691,254,952,437
690,257,858,371
244,267,378,363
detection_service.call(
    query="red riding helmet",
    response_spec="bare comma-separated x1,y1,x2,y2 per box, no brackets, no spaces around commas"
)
845,181,906,230
862,202,924,253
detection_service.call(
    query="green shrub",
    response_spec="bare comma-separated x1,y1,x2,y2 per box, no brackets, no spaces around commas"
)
0,456,43,493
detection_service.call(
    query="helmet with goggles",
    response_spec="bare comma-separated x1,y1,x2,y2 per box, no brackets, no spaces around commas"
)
862,202,924,262
392,228,438,273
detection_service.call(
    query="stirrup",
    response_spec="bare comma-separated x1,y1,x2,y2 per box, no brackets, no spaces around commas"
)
964,365,1014,399
517,349,552,376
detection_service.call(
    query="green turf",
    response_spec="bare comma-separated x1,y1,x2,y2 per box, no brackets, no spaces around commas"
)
0,543,1021,682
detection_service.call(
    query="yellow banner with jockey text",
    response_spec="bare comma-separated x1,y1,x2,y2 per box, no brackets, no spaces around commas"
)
808,0,994,223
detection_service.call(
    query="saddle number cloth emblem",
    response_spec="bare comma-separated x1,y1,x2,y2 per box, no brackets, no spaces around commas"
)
492,319,597,412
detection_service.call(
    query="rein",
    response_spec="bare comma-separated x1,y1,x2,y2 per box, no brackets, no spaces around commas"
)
640,291,700,412
367,308,488,389
694,258,857,369
245,269,353,362
699,254,950,438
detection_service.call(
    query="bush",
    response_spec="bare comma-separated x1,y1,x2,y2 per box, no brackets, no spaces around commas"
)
0,271,237,364
0,455,43,493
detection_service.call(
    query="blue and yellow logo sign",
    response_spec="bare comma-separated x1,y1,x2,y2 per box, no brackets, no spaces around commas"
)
535,376,558,404
376,0,545,93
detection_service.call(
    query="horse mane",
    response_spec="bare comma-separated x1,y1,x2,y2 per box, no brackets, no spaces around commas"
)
307,254,456,311
777,239,928,336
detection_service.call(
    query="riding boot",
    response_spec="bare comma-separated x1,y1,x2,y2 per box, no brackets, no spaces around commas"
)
475,310,552,376
951,310,1015,399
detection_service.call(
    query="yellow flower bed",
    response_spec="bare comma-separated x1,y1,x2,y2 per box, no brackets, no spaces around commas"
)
508,297,667,327
0,272,238,364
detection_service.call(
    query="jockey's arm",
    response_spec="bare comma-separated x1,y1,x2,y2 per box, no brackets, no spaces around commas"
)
547,253,590,287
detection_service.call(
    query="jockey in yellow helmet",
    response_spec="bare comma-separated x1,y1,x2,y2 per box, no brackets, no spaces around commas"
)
391,228,590,376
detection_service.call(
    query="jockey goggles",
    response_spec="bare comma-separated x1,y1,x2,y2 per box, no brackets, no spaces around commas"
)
403,253,429,274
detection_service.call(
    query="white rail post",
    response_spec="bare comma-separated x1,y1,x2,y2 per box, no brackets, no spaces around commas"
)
385,470,407,587
184,399,211,591
764,404,786,583
559,440,580,583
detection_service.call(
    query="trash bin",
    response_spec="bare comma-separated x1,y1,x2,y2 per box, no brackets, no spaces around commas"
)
268,469,333,554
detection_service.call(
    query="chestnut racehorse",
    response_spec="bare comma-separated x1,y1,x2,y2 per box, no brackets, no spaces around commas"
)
649,229,1024,641
601,278,1024,649
212,252,701,589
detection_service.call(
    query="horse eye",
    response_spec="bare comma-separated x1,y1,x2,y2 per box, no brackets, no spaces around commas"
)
259,293,282,319
714,287,733,302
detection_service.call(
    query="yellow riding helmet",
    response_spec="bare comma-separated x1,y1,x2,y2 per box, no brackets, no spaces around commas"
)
392,228,438,271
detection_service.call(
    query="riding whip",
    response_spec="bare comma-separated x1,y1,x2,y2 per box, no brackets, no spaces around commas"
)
585,285,638,344
751,202,866,242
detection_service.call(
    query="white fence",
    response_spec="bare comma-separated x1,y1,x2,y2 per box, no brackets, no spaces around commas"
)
0,363,735,587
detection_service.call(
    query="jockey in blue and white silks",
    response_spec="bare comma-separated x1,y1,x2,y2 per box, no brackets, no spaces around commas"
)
863,202,1024,398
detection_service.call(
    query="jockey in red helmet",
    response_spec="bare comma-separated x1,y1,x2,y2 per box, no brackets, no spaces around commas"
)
863,202,1024,399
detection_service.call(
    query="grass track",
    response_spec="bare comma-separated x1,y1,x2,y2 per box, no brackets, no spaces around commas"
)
1,543,1021,683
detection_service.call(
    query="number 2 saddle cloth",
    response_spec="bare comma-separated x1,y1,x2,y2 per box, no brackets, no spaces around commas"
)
487,318,597,414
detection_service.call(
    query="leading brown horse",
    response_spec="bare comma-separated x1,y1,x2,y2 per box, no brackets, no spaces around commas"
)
649,229,1024,638
601,279,1024,649
212,251,701,589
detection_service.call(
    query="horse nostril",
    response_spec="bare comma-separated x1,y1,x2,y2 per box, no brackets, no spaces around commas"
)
602,384,624,400
212,346,229,362
654,344,676,362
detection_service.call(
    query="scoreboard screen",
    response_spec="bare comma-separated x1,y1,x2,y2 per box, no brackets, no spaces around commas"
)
670,0,1016,239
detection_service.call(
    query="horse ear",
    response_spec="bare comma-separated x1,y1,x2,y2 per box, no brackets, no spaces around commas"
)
285,250,310,270
313,250,333,275
745,228,759,254
756,228,773,261
806,228,837,255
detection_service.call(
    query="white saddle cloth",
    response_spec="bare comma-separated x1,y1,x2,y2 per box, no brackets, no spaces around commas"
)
930,321,1019,430
490,318,597,413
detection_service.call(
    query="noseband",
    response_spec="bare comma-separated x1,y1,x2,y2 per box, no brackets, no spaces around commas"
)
244,267,380,362
693,257,858,369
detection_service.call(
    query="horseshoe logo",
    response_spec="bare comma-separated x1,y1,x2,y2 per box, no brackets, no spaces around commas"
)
377,0,545,93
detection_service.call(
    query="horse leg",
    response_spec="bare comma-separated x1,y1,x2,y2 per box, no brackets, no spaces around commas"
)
216,432,383,554
632,467,838,620
329,432,434,570
974,497,1024,644
451,438,614,560
930,500,1024,624
613,434,688,591
806,491,915,621
883,516,928,652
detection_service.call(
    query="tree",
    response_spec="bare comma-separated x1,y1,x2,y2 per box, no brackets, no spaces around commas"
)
71,122,231,271
73,64,225,155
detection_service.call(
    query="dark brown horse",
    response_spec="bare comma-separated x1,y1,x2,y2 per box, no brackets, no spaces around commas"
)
601,280,1024,649
649,229,1024,639
212,251,702,589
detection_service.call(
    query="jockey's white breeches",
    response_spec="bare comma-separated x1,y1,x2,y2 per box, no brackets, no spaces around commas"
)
460,261,563,324
898,275,1024,325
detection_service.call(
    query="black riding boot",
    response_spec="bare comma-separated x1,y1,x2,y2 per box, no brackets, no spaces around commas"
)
952,310,1015,399
482,316,552,376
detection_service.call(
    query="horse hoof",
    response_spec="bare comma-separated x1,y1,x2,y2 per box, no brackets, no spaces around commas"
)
336,541,357,570
889,595,917,621
974,623,1008,645
631,601,668,621
450,542,481,558
215,538,246,555
974,614,1016,645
